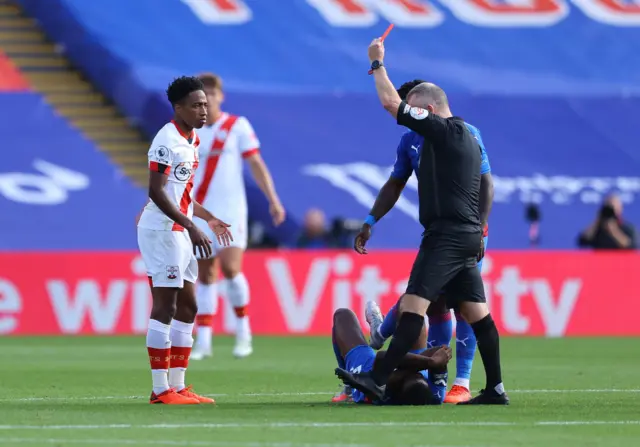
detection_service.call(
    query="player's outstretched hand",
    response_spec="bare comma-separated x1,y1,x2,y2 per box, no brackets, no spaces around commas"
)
188,225,213,259
477,236,485,262
270,201,286,227
208,217,233,247
354,224,372,255
430,346,453,369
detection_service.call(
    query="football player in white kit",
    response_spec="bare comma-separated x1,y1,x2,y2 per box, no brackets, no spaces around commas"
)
191,73,286,359
137,76,232,404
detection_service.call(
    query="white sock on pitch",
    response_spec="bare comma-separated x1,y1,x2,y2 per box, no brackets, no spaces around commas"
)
195,282,218,352
224,273,251,342
168,319,194,392
146,319,171,395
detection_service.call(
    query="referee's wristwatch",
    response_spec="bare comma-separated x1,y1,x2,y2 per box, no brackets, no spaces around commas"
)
368,60,383,75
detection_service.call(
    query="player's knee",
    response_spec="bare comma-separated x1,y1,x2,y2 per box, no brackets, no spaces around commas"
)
175,298,198,323
399,294,429,316
333,308,357,326
333,308,354,321
151,299,177,321
458,301,489,325
220,264,241,279
198,261,217,284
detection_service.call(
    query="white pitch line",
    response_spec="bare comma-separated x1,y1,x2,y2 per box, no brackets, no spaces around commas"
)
1,389,639,403
0,421,639,431
0,439,476,447
0,438,388,447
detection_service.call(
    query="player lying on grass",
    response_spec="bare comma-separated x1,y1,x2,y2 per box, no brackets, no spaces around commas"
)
331,308,451,405
356,78,494,404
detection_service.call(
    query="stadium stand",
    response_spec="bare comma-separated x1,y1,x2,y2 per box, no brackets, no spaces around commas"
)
10,0,640,248
0,0,146,250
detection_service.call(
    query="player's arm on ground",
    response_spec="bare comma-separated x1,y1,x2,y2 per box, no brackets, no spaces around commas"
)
373,347,451,373
368,134,412,221
239,117,285,225
147,144,195,230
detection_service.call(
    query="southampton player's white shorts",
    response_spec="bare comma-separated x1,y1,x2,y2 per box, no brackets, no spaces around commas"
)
194,217,248,259
137,228,198,287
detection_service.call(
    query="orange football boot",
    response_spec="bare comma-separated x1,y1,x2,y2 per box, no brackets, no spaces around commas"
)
331,385,353,403
444,385,472,404
178,385,216,404
150,388,200,405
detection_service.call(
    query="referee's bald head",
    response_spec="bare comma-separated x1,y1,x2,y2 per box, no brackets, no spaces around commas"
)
406,82,451,117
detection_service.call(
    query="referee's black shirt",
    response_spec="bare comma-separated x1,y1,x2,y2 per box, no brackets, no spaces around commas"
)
397,101,482,234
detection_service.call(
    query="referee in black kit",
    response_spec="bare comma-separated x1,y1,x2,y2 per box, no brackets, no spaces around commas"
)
336,38,508,405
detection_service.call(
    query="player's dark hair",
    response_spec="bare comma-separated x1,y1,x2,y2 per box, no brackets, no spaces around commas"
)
166,76,204,107
198,72,223,91
397,79,426,101
398,378,433,406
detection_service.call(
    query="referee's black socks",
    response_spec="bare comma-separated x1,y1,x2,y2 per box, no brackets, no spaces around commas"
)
471,314,505,394
372,311,424,386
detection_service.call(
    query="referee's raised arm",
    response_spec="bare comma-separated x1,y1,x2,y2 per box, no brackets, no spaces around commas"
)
367,38,450,140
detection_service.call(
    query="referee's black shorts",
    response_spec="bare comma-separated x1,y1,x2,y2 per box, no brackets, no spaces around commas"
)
405,230,486,305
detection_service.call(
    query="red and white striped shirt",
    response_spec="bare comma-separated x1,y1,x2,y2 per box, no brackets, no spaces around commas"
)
138,121,200,231
193,113,260,223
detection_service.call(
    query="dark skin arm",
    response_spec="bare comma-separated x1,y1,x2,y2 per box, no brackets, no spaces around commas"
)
479,172,494,229
373,346,451,373
477,172,494,261
148,171,212,258
354,176,407,254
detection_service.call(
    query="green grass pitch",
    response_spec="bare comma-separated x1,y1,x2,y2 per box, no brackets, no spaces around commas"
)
0,336,639,447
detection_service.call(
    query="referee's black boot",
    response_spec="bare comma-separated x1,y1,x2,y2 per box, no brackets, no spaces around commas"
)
334,368,386,402
457,388,510,405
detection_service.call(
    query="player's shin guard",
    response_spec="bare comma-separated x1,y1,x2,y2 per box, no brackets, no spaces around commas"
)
379,303,398,339
373,312,424,385
147,319,171,395
168,319,194,392
470,314,505,394
195,283,217,353
427,312,452,349
454,312,476,389
225,273,251,342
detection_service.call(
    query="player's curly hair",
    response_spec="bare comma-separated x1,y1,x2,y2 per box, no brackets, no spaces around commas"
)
166,76,205,106
397,79,426,101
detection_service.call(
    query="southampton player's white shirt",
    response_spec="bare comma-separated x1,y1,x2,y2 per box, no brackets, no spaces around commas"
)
138,120,200,231
193,112,260,222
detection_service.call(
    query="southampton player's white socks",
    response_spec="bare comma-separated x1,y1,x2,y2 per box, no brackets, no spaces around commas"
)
225,273,252,342
146,319,171,395
194,283,218,354
168,319,194,392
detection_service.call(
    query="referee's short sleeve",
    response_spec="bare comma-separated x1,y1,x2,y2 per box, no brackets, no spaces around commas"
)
397,101,448,141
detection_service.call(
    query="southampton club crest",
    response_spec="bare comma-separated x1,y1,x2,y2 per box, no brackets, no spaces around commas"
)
166,265,179,280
